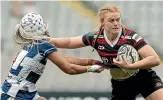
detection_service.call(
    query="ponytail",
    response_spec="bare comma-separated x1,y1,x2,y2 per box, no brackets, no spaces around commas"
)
92,25,104,51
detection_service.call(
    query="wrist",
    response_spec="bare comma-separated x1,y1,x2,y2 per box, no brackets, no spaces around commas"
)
128,63,137,70
86,66,91,72
87,59,94,65
87,65,101,72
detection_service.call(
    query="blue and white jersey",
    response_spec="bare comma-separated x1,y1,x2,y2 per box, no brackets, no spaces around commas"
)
1,40,57,98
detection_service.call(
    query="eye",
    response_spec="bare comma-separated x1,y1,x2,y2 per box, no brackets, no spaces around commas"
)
108,19,114,23
116,18,120,22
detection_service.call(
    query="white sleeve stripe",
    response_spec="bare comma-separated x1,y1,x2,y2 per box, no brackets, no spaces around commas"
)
136,37,142,42
43,48,56,56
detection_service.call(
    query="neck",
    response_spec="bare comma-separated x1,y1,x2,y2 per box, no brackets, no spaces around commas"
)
106,32,118,42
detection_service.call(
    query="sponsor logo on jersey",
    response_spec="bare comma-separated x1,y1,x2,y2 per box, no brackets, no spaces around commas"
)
121,35,132,39
98,45,105,50
35,66,45,74
132,34,142,42
101,57,109,63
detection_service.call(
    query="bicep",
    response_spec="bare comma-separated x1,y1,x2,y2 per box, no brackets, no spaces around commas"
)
130,32,153,58
138,45,159,58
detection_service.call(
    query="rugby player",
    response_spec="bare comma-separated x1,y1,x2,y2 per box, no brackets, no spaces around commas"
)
1,13,104,100
49,4,163,100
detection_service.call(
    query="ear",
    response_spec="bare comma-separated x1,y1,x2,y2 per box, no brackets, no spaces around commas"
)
100,18,104,26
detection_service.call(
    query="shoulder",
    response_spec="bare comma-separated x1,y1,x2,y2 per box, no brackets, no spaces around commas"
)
123,28,147,50
82,31,99,46
37,40,57,56
86,31,98,36
86,31,104,38
38,40,53,45
123,28,143,40
124,29,136,36
38,40,56,49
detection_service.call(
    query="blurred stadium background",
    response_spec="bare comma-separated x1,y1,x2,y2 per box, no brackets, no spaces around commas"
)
1,1,163,100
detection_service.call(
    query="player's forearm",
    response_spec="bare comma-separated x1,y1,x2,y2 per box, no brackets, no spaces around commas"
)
50,38,71,48
67,64,102,75
64,56,94,66
67,64,87,75
130,56,160,69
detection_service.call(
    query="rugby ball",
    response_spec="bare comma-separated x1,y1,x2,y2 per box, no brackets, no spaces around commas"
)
117,44,140,74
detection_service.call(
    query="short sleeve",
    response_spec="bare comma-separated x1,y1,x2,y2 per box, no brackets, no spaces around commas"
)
131,33,147,50
82,32,95,46
38,41,57,57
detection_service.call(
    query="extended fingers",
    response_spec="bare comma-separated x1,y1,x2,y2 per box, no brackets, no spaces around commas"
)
113,58,122,65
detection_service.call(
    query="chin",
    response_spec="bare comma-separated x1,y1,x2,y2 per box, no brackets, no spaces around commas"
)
113,29,121,34
112,31,119,34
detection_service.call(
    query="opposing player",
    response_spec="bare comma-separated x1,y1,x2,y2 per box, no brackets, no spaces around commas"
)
49,4,163,100
0,13,104,100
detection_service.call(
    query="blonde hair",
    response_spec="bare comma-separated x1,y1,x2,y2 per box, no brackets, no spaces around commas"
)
13,24,48,48
13,13,49,48
92,5,121,49
98,4,121,24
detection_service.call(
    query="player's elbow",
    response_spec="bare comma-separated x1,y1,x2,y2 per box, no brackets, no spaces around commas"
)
67,71,77,75
65,70,77,75
153,56,161,66
63,67,77,75
155,57,161,66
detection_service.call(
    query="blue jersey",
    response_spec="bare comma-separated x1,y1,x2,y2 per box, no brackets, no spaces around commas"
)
1,40,57,99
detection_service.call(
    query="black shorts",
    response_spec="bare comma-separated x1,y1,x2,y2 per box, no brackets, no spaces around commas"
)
110,69,163,100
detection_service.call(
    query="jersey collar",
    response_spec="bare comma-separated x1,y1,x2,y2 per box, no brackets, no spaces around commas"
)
104,29,122,47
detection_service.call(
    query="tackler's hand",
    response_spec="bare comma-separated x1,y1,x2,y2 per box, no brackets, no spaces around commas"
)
92,60,117,69
92,60,109,69
92,60,103,65
87,65,104,73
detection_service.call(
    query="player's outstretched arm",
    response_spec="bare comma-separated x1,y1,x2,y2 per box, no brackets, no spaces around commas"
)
48,51,104,75
49,36,85,49
63,56,97,66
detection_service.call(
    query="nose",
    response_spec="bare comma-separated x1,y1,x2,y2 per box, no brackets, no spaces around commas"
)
113,20,118,25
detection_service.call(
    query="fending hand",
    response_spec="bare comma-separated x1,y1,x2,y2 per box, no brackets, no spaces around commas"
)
87,65,104,73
